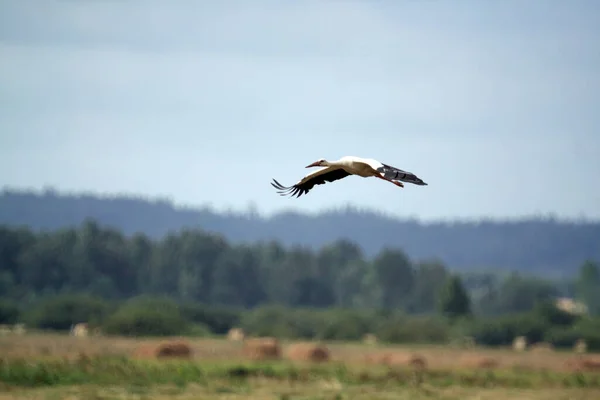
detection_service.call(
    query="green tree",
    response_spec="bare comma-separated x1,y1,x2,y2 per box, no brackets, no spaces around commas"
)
372,248,414,309
439,275,471,318
335,260,369,308
25,294,111,330
103,296,188,336
130,233,155,294
576,260,600,315
315,239,363,307
211,246,266,307
0,300,20,324
494,272,558,314
410,259,449,313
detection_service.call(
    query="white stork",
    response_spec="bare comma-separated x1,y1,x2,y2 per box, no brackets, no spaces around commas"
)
271,156,427,198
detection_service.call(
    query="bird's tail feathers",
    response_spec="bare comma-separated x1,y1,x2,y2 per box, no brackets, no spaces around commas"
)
377,164,427,186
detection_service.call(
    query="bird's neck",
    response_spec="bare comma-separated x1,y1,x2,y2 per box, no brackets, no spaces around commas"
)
325,160,349,168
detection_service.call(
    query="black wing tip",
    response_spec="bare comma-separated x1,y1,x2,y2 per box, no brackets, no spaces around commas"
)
271,178,307,198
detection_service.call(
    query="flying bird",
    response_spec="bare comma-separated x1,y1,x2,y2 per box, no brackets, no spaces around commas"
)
271,156,427,198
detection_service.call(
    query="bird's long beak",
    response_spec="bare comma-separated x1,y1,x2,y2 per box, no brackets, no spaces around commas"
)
305,161,320,168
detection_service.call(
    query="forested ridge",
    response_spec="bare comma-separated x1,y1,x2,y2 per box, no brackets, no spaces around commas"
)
1,187,599,274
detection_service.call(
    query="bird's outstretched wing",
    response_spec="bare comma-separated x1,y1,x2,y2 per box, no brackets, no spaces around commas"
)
377,163,428,186
271,167,351,198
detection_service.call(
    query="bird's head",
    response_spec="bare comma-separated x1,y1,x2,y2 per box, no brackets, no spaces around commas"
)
305,158,328,168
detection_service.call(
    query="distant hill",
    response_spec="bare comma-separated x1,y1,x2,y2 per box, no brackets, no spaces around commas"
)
0,187,598,274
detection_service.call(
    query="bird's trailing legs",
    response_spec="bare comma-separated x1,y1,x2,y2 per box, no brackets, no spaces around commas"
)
375,174,404,188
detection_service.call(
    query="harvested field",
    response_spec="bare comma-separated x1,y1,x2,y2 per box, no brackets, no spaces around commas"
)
1,333,598,373
1,333,600,399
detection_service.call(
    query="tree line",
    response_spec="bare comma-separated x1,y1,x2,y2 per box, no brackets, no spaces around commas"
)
1,219,597,313
1,220,600,350
1,188,599,273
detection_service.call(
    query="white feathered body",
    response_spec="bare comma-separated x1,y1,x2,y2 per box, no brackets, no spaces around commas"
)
333,156,385,177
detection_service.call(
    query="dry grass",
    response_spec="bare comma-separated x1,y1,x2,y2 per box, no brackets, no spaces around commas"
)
2,333,600,400
459,355,500,369
227,328,245,341
327,341,598,373
364,350,428,370
0,334,240,362
0,333,596,373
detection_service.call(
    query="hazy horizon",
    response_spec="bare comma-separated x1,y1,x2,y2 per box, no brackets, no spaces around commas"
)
3,185,598,225
2,1,599,221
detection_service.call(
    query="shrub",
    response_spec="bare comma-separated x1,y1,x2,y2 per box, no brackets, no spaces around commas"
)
467,313,549,346
186,323,212,337
318,309,377,341
240,305,303,338
117,295,179,313
319,316,362,341
103,297,188,336
287,309,328,339
571,318,600,352
179,302,241,334
376,315,450,344
25,294,111,330
544,320,600,352
544,327,581,348
0,300,20,324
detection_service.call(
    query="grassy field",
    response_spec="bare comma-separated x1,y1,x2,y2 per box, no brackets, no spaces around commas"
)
1,333,600,399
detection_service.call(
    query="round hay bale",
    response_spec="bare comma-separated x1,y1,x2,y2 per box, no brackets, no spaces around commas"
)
477,357,499,369
132,340,193,360
227,328,245,341
71,323,89,337
363,333,378,346
242,337,281,360
513,336,527,352
155,341,193,359
286,342,330,363
0,325,11,336
12,323,26,336
574,339,587,354
406,354,427,370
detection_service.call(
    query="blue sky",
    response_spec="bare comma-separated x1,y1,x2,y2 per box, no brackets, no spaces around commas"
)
1,1,599,221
